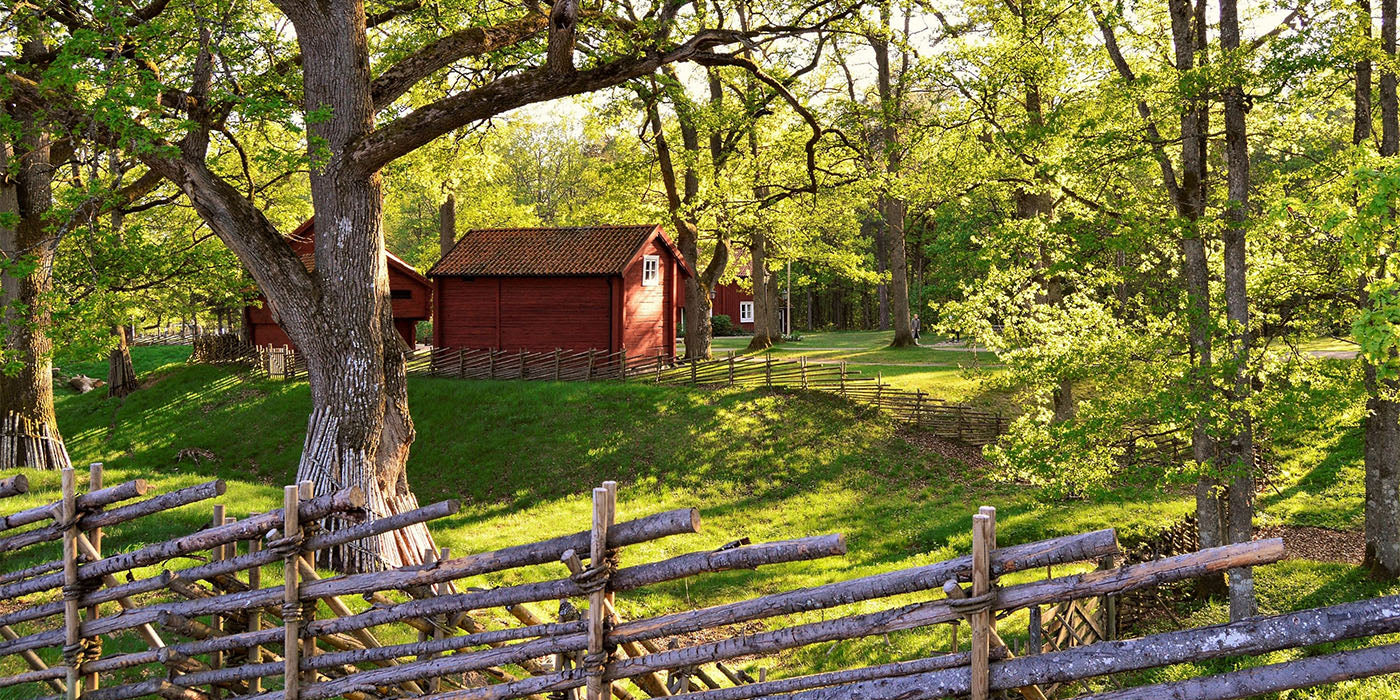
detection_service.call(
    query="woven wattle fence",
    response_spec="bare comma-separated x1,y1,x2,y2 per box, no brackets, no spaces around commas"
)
5,467,1400,699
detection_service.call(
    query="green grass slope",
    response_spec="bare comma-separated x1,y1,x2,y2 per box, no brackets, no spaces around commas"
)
2,348,1394,697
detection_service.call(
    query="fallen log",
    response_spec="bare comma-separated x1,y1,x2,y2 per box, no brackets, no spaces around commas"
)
0,473,27,498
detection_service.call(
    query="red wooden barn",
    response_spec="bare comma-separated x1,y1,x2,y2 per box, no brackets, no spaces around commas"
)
243,218,433,349
428,225,690,357
713,280,756,332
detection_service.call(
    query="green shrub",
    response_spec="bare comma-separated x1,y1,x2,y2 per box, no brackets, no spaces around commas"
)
712,314,738,336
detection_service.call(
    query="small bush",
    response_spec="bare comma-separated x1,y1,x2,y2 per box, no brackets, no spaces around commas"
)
712,314,738,336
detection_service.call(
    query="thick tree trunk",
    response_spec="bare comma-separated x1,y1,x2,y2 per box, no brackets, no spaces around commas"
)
0,86,71,471
647,77,729,361
274,0,434,571
884,197,915,347
439,193,456,256
1164,0,1227,597
874,215,889,330
108,326,138,398
1365,366,1400,575
1363,0,1400,580
747,235,778,351
870,0,914,348
1219,0,1257,620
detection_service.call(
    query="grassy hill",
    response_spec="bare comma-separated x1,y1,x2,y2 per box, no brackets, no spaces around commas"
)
3,347,1396,697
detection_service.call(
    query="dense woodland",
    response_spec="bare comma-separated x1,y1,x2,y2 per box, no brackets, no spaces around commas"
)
3,0,1400,631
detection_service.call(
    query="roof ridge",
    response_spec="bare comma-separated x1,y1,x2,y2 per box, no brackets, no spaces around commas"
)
430,224,675,277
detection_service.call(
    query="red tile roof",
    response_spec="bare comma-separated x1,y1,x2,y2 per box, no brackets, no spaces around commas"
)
429,225,690,277
285,217,431,289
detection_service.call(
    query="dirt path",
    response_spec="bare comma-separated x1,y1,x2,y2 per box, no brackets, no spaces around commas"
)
1258,525,1364,565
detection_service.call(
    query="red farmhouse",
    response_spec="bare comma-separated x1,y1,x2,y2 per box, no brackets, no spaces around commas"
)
243,218,433,349
428,225,689,357
713,281,756,332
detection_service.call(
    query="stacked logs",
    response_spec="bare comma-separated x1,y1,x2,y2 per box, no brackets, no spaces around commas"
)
0,414,74,472
8,472,1400,700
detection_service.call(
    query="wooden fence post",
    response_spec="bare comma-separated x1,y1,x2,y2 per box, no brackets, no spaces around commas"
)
298,480,316,684
82,464,102,693
915,391,925,426
765,354,773,388
656,351,664,382
800,356,808,389
586,485,616,700
248,533,263,693
839,361,847,396
1099,554,1118,640
555,349,563,380
690,358,698,385
61,468,81,700
1028,604,1042,654
728,352,735,386
587,350,596,380
211,502,226,699
971,508,995,700
282,484,302,700
620,346,628,378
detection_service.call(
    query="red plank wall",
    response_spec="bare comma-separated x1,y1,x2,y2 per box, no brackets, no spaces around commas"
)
433,277,614,353
712,281,755,332
388,265,432,320
621,237,675,358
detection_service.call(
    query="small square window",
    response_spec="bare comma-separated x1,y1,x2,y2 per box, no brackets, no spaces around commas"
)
739,301,754,323
642,255,660,286
390,289,412,300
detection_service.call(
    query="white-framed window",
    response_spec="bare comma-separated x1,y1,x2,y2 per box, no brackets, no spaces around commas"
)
739,301,754,323
641,255,660,286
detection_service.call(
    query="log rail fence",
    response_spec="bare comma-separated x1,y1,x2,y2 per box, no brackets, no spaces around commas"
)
4,469,1400,699
185,343,1007,446
395,348,1007,446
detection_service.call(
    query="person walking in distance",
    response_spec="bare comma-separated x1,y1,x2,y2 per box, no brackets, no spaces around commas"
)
911,313,921,345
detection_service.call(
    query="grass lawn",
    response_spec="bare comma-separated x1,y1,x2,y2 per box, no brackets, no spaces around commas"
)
2,346,1395,697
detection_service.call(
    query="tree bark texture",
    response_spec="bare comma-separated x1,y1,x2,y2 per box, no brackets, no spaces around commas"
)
648,82,729,361
871,0,914,348
439,193,456,256
1362,0,1400,580
1219,0,1257,620
746,233,778,350
268,0,434,571
0,67,71,471
108,326,138,398
1165,0,1228,597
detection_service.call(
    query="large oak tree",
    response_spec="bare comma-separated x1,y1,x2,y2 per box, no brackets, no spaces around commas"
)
10,0,837,570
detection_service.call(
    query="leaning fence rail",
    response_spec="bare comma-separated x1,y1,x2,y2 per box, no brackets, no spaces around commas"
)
4,467,1400,699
